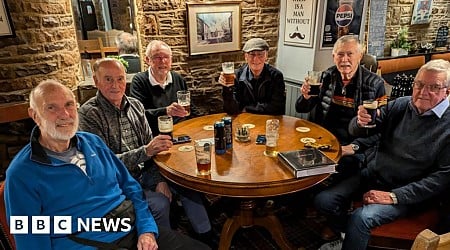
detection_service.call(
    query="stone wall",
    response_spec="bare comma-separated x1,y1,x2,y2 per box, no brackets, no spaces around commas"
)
385,0,450,55
135,0,281,114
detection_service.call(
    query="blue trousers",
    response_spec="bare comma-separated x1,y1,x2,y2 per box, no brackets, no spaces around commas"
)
143,183,211,234
314,170,409,250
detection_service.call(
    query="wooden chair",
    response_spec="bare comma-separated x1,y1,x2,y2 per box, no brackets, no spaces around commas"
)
0,182,15,249
361,54,378,73
77,37,105,58
411,229,450,250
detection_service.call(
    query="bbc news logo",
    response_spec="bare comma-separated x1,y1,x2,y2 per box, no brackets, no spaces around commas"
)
10,216,132,234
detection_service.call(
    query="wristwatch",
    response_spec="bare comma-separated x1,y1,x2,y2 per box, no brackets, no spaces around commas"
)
390,192,398,204
350,144,360,152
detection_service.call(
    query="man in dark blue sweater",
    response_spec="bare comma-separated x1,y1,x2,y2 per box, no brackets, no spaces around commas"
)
315,59,450,250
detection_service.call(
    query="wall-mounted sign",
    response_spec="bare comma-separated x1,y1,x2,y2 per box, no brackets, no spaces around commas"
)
411,0,433,25
284,0,317,48
435,26,449,48
0,0,15,38
321,0,367,49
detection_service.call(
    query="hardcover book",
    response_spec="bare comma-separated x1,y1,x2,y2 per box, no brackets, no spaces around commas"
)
278,148,337,178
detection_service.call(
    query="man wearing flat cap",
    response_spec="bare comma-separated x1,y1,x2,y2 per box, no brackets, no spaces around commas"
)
219,37,286,115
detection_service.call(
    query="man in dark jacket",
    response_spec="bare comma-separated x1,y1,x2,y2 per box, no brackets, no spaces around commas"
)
296,35,386,176
219,38,286,115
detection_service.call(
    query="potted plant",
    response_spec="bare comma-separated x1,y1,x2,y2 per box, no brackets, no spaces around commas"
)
391,27,411,57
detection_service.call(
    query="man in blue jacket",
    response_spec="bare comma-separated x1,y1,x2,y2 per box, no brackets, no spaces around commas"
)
315,59,450,250
4,79,209,249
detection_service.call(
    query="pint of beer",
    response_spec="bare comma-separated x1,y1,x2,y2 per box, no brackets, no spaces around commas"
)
195,140,212,176
158,115,173,138
308,71,322,96
363,100,378,128
222,62,235,86
177,90,191,116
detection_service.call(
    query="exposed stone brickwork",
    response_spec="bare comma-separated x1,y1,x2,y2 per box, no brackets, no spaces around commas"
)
135,0,281,114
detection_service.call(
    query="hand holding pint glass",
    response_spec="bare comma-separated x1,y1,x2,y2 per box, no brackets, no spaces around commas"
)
221,62,235,86
307,71,322,97
177,90,191,116
264,119,279,157
158,115,173,138
195,140,212,176
360,100,378,128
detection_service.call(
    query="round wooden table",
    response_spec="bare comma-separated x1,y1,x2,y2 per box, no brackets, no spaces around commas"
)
154,113,341,249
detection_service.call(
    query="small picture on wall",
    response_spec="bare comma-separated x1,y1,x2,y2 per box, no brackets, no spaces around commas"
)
0,0,15,38
411,0,433,25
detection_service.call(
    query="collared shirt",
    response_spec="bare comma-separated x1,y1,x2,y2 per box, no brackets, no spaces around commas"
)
148,67,173,89
409,98,450,118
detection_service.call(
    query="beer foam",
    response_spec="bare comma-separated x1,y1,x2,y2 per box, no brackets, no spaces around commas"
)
363,101,378,109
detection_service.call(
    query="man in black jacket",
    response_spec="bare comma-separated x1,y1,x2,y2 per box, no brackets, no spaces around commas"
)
296,35,386,176
219,38,286,115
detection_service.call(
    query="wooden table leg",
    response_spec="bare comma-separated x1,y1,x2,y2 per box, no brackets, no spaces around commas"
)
218,200,295,250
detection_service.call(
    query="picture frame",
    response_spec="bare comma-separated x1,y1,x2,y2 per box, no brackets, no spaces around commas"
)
186,1,241,56
320,0,367,50
284,0,317,48
411,0,433,25
0,0,15,38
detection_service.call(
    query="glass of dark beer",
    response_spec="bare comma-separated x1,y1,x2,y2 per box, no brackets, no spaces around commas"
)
363,100,378,128
194,140,211,176
222,62,235,86
158,115,173,138
307,70,322,96
177,90,191,116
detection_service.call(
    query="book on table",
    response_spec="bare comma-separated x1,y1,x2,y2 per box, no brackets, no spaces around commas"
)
278,148,337,178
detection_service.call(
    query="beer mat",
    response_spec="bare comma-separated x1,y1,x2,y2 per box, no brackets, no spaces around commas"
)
242,123,255,129
203,125,214,131
300,137,316,144
296,127,310,132
178,145,194,152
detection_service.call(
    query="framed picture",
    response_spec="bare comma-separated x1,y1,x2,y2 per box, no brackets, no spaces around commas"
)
411,0,433,25
186,1,241,56
0,0,15,38
320,0,367,49
284,0,317,48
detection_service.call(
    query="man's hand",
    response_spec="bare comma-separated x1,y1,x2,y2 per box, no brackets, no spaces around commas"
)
137,232,158,250
166,102,187,117
363,190,394,205
356,105,372,127
341,145,355,156
145,135,173,157
155,182,172,202
218,72,235,87
301,77,313,100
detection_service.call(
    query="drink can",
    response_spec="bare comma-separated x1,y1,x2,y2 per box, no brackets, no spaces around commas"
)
214,121,226,155
222,116,233,150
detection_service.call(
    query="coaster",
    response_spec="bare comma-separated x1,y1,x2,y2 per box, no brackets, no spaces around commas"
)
242,123,255,129
296,127,311,133
178,145,194,152
300,137,316,144
203,125,214,131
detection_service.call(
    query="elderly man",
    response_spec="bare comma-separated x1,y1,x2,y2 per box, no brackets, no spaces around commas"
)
79,58,214,247
130,40,200,135
4,79,209,249
296,35,386,177
219,37,286,115
315,59,450,250
116,31,141,73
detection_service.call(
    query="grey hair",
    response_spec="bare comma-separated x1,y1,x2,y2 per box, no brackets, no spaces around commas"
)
332,35,364,55
29,79,75,110
145,40,172,57
92,58,126,74
116,32,138,55
416,59,450,87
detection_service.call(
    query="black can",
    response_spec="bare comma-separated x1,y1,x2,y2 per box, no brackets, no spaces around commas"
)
214,121,226,155
222,116,233,150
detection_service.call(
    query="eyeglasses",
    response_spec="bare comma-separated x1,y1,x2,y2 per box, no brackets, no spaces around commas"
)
247,51,266,58
413,81,447,93
151,55,172,61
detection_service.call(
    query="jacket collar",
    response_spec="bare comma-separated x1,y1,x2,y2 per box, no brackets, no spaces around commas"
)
30,126,79,164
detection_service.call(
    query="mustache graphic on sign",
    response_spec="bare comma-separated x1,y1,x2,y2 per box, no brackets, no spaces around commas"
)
289,32,306,39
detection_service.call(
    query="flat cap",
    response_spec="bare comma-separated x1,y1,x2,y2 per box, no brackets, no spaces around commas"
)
242,38,269,52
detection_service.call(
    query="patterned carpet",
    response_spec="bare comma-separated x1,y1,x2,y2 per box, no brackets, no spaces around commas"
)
173,191,328,250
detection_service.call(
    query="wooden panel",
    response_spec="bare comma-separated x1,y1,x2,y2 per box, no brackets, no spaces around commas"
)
378,55,425,74
431,52,450,62
0,102,29,124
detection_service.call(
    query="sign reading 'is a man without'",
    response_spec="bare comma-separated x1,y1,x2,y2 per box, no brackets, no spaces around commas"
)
284,0,317,48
